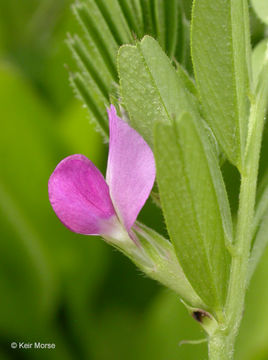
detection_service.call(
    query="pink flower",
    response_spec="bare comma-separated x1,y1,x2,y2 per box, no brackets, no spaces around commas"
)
48,105,155,241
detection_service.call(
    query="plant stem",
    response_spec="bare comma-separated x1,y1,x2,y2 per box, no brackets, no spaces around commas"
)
207,156,254,359
223,171,257,351
208,331,234,360
208,62,268,359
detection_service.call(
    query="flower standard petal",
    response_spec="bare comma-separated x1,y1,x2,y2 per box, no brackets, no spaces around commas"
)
106,105,156,232
48,154,116,235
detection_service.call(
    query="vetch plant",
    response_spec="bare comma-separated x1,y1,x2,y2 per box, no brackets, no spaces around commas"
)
49,105,204,307
48,0,268,359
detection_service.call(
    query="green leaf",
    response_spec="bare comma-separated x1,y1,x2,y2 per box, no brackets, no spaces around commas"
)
154,113,232,310
248,171,268,282
176,63,198,98
164,0,180,58
191,0,252,168
67,34,111,101
251,0,268,25
70,1,189,139
181,0,193,19
72,5,115,85
255,171,268,234
94,0,133,45
153,0,166,51
178,14,191,71
154,0,180,57
252,38,268,88
140,0,156,37
70,72,109,136
118,35,199,147
119,0,144,38
249,205,268,283
245,50,268,281
74,0,118,80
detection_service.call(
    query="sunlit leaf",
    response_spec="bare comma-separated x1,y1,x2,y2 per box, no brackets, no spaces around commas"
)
154,113,232,309
191,0,252,168
118,36,199,148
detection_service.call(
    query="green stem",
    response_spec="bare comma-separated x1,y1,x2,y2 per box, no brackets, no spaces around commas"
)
223,171,257,345
208,331,234,360
227,62,268,332
208,62,268,359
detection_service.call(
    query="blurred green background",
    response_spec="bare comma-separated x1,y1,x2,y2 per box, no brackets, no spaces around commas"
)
0,1,268,359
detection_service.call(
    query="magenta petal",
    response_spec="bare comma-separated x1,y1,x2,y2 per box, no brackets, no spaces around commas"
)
106,105,156,231
48,154,116,235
